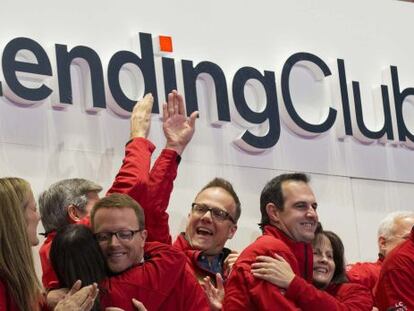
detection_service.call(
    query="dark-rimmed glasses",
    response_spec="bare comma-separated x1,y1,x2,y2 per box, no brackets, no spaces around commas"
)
191,203,236,224
94,229,143,243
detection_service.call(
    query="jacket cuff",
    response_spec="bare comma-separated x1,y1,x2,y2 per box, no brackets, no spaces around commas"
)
160,148,181,164
285,275,305,299
126,137,156,152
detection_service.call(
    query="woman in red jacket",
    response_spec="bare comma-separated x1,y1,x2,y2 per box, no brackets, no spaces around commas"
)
251,226,374,311
0,177,98,311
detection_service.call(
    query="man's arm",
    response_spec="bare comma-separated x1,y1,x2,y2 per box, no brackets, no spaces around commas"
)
375,268,414,311
285,276,373,311
179,265,210,311
106,94,155,199
140,90,198,244
223,263,299,311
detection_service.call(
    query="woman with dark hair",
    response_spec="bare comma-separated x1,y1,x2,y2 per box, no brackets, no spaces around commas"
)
50,223,189,311
50,225,107,311
251,227,373,310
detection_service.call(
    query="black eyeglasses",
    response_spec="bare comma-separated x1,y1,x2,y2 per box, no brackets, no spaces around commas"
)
191,203,236,224
94,229,143,243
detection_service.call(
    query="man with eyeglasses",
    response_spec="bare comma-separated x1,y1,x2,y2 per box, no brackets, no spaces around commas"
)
134,171,240,309
223,173,318,310
172,178,241,283
91,193,209,310
42,91,198,307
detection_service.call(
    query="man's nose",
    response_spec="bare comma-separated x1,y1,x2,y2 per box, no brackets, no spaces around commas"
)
201,210,213,222
306,206,317,218
109,234,121,246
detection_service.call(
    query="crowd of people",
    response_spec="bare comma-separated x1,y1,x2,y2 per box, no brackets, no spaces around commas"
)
1,90,413,311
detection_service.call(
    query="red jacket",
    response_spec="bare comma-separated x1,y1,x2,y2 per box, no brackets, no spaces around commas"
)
0,279,19,311
375,228,414,311
39,231,58,290
40,217,91,289
285,276,373,310
222,225,313,311
173,233,232,282
0,279,48,311
99,242,209,311
39,138,179,289
346,256,383,295
106,138,179,244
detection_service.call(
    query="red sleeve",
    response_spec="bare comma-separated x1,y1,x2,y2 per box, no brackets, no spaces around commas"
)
141,149,178,244
177,265,210,311
0,280,8,310
286,277,373,311
0,280,20,311
375,268,414,311
222,265,253,311
107,138,177,245
223,264,299,311
39,237,60,290
346,263,380,292
139,244,208,311
106,137,154,200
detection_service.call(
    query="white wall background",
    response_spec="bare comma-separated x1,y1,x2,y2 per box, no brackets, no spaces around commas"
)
1,0,414,278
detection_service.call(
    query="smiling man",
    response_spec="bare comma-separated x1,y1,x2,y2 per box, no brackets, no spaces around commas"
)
173,178,241,283
91,193,209,311
223,173,318,310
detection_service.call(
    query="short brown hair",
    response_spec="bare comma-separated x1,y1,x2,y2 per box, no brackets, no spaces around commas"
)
91,193,145,230
259,173,309,230
197,177,241,222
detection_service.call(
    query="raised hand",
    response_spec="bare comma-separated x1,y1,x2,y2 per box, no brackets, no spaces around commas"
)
163,90,198,155
223,250,239,276
130,93,154,140
201,273,224,311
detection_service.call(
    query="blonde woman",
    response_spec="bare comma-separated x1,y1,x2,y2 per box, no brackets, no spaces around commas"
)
0,177,98,311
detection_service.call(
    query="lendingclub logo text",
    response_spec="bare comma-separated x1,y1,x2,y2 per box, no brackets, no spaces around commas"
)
0,32,413,151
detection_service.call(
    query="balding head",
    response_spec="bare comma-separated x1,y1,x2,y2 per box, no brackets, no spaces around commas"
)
377,211,414,257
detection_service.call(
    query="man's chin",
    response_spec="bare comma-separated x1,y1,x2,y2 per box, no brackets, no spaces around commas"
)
299,233,315,243
108,264,126,274
191,238,213,251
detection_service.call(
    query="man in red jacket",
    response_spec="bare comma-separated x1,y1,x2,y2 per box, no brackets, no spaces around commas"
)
172,178,241,282
223,173,318,310
346,211,414,295
41,91,197,305
91,193,210,311
375,226,414,311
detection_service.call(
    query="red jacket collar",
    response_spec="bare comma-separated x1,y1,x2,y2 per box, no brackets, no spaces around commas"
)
173,233,232,280
174,233,202,255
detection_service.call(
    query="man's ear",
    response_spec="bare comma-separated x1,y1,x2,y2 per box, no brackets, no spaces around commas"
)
378,235,387,256
67,205,81,223
140,229,148,244
227,225,238,240
266,202,280,224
